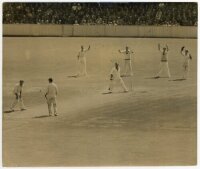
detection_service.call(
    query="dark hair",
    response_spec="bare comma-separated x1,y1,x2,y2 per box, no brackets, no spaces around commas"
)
48,78,53,82
19,80,24,83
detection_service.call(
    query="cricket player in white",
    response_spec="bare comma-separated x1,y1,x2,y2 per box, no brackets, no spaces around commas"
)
108,62,128,93
180,46,192,80
77,45,90,76
45,78,58,116
155,44,171,78
10,80,26,111
118,46,134,76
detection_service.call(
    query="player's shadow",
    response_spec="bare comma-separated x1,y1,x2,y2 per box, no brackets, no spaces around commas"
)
121,75,132,77
33,115,50,118
102,91,128,95
3,110,21,113
3,110,15,113
68,75,78,78
145,77,169,79
169,78,186,81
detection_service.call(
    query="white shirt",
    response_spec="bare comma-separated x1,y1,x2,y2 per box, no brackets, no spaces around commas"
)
159,49,168,62
110,67,121,79
181,50,191,66
119,50,133,60
46,83,58,98
78,49,89,60
13,83,23,95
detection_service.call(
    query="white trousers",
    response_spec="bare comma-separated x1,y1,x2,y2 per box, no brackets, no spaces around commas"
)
78,58,87,76
10,95,25,110
182,63,189,79
109,78,128,92
47,97,57,115
124,60,133,76
156,62,171,77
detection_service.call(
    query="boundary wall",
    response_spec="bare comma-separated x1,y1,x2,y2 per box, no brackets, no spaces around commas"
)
3,24,197,38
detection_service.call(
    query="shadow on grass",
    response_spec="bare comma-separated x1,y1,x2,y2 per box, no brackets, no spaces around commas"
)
121,75,132,77
102,91,128,95
3,110,15,113
169,78,186,81
67,75,78,78
33,115,50,118
145,77,170,79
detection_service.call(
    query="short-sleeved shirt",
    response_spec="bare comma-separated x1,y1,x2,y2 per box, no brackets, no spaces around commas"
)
120,50,132,60
110,67,121,79
13,83,23,95
78,49,88,60
182,52,191,66
46,83,58,99
160,50,168,62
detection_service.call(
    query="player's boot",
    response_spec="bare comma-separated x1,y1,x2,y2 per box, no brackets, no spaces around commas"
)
124,89,129,93
154,76,160,79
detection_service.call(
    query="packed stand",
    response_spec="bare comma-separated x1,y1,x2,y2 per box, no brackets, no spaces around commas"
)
3,3,197,26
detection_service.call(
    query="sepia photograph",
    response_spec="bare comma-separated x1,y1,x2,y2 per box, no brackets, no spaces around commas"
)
2,0,197,167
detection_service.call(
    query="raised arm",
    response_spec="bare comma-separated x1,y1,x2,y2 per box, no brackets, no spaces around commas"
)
118,49,126,53
189,54,192,60
84,45,90,52
158,44,160,50
158,43,161,51
77,52,80,60
110,74,113,80
180,46,185,56
166,44,169,51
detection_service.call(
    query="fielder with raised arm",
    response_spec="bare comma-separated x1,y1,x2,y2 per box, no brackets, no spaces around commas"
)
45,78,58,116
108,62,128,93
10,80,26,111
77,45,90,76
118,46,134,76
155,43,171,78
180,46,192,80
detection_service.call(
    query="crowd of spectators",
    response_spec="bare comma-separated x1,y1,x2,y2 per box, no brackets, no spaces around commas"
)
3,3,197,26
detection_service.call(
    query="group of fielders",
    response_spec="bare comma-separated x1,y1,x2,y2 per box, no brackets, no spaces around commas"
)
9,44,192,116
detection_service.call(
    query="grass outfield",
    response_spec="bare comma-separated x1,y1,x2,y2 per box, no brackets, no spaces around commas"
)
2,37,197,166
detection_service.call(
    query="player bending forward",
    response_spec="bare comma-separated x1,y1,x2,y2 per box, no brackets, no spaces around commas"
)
77,45,90,76
180,46,192,80
10,80,26,111
108,62,129,93
45,78,58,116
155,43,171,78
119,46,134,76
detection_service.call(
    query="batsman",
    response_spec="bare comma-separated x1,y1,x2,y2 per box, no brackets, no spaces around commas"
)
45,78,58,116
